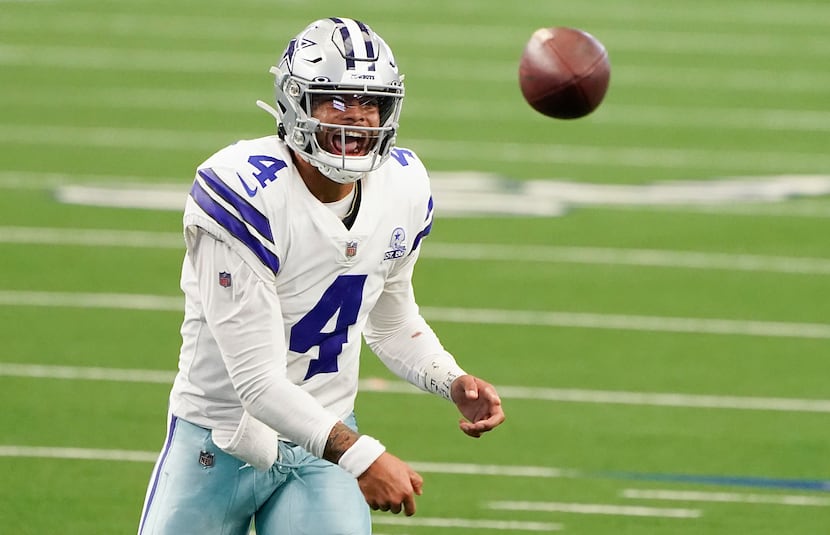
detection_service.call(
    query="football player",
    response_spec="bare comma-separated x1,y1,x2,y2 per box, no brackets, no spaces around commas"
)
138,17,504,535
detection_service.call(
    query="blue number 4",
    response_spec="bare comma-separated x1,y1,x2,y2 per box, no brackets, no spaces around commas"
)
249,155,286,188
290,275,367,380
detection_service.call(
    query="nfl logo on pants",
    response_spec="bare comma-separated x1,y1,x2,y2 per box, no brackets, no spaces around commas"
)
218,272,232,288
199,450,215,467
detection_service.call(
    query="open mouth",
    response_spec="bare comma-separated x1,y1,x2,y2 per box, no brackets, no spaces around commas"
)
321,127,375,156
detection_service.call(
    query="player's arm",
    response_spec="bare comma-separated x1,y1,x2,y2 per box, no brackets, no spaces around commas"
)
192,229,423,512
190,228,338,455
364,252,505,437
325,421,423,515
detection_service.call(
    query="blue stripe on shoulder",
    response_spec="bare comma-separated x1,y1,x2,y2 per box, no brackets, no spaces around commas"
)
197,168,273,243
190,181,280,274
410,196,434,255
409,220,432,256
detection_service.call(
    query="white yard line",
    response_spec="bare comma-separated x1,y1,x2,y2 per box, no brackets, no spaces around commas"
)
3,363,830,414
5,86,830,132
3,2,828,33
2,289,830,340
406,462,579,479
360,377,830,413
0,443,823,513
0,291,182,311
1,290,829,339
425,243,830,275
1,41,827,88
3,11,829,50
372,516,561,532
3,226,830,275
0,363,175,384
622,488,830,507
4,172,830,218
1,124,829,172
0,442,574,483
470,386,830,414
420,306,830,339
0,226,184,248
0,445,157,463
487,500,701,519
0,451,560,531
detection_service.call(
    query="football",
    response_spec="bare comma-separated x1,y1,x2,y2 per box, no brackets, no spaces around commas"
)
518,26,610,119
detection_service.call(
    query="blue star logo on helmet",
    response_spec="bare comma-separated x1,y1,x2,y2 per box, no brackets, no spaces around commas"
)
282,39,298,68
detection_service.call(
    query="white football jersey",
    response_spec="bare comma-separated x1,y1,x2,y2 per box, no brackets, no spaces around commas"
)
168,135,460,458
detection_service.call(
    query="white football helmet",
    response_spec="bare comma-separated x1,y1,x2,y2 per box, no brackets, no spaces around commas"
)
257,17,405,184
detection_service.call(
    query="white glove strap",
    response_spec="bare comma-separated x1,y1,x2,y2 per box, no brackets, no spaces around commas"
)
338,435,386,478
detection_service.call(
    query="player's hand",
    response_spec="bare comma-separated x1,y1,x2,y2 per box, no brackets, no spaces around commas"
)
450,375,505,438
357,452,423,516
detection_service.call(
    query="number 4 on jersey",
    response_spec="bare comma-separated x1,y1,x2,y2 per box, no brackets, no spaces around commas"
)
289,274,367,380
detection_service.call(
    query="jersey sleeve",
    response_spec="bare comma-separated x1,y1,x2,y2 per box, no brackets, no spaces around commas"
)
185,164,281,283
388,147,435,262
189,228,339,457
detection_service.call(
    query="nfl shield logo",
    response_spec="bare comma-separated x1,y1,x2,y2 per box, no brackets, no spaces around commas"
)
345,241,358,257
198,450,215,468
218,271,232,288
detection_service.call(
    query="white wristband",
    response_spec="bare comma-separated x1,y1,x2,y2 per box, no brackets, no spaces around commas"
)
338,435,386,478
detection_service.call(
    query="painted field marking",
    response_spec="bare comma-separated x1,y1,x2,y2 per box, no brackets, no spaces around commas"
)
6,84,830,132
407,461,578,479
3,3,829,35
2,289,830,341
4,225,830,275
424,243,830,275
1,443,827,495
2,124,829,172
361,377,830,414
3,363,830,414
622,488,830,507
0,226,184,248
372,516,561,532
1,41,829,94
4,171,830,218
487,500,701,519
0,444,571,483
0,363,175,384
1,290,829,340
0,290,183,311
0,451,562,531
4,11,830,52
420,307,830,340
0,445,157,463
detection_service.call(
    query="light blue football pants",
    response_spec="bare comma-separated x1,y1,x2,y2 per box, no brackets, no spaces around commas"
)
138,414,370,535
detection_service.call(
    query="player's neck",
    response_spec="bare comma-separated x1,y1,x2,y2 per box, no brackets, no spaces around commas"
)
293,151,355,203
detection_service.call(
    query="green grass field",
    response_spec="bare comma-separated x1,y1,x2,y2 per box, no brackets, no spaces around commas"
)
2,0,830,533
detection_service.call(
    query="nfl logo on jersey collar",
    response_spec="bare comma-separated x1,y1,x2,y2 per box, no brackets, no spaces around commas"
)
334,233,368,266
345,241,358,257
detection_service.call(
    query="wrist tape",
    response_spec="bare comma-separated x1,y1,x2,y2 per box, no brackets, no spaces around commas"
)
425,357,467,401
338,435,386,478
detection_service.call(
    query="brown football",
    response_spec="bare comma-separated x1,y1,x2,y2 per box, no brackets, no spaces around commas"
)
518,26,611,119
